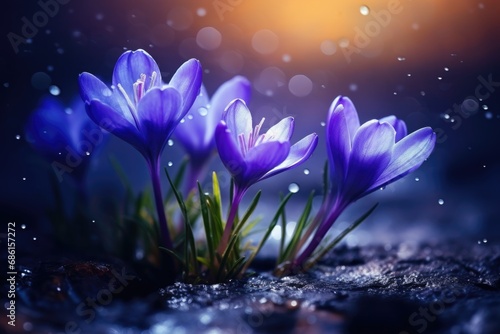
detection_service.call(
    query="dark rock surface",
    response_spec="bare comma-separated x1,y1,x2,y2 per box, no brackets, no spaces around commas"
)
3,241,500,334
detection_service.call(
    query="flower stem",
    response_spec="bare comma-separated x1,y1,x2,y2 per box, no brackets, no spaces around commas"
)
217,183,245,255
150,158,173,250
293,200,345,268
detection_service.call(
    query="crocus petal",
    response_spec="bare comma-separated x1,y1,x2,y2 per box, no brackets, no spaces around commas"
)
327,96,359,185
264,117,294,143
168,58,203,117
262,133,318,180
380,115,407,142
342,120,395,202
136,87,182,159
215,122,246,177
242,141,290,186
79,72,134,124
223,99,253,143
85,99,144,154
208,76,251,145
367,127,436,193
112,49,161,99
174,84,210,155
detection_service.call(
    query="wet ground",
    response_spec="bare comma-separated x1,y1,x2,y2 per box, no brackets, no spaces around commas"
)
3,241,500,334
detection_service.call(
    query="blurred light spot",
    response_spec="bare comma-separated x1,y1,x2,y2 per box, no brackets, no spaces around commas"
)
167,7,193,31
320,40,337,55
196,27,221,51
485,112,493,119
349,83,358,91
197,7,207,17
288,75,313,97
338,38,349,48
252,29,279,54
438,199,444,205
254,67,286,96
282,54,292,62
219,50,244,74
31,72,51,90
150,25,175,47
15,135,21,140
397,56,406,61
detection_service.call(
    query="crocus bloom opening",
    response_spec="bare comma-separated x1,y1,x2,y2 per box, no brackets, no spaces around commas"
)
215,99,318,252
175,76,251,193
25,96,105,184
78,49,202,250
294,95,436,266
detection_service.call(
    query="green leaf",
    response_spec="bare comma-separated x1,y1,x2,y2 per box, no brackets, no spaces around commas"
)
305,203,379,270
164,157,189,203
279,190,315,264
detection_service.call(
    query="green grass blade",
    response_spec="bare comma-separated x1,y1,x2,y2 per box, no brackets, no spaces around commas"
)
306,203,379,270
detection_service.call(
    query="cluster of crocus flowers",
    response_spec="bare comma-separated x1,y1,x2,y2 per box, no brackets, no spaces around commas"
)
291,96,436,268
34,48,437,281
78,49,202,250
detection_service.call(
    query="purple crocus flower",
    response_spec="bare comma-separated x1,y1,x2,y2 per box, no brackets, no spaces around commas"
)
294,96,436,266
25,96,105,185
174,76,251,193
215,99,318,252
78,49,202,250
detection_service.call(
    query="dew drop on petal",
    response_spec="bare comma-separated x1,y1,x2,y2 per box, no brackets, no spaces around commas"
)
415,177,420,182
198,107,208,116
360,5,370,15
187,114,194,120
288,183,300,193
168,161,173,167
168,139,174,146
438,199,444,205
303,169,310,175
320,121,326,127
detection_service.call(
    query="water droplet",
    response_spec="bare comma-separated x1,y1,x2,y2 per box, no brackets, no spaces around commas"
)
443,114,450,120
437,77,442,80
397,57,406,61
482,105,488,110
22,177,26,181
483,238,488,243
21,224,26,229
444,67,449,71
168,139,174,146
482,165,486,168
415,177,420,182
33,237,37,241
438,199,444,205
85,151,90,156
485,112,493,119
180,119,185,123
393,92,398,95
320,121,326,127
168,161,173,167
288,183,300,193
349,83,358,91
420,91,426,96
303,169,310,175
92,220,96,223
360,5,370,15
198,107,208,116
15,135,20,140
